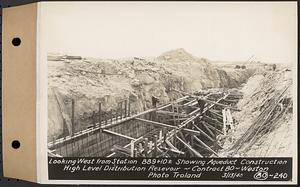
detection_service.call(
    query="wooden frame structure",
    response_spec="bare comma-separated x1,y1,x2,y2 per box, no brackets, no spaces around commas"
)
48,89,242,158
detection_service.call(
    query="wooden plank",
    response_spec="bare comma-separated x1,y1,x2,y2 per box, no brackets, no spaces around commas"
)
193,135,219,157
223,98,239,103
135,118,202,136
188,108,201,116
175,136,203,157
130,140,135,157
192,124,215,142
209,110,223,118
183,99,197,106
102,129,136,141
156,110,188,118
204,115,223,127
165,139,180,152
178,131,194,156
112,145,131,156
183,92,214,107
165,117,188,122
178,104,199,109
202,121,223,134
173,89,240,111
200,122,215,138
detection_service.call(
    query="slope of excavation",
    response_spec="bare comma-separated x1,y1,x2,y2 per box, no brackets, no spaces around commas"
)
219,69,293,157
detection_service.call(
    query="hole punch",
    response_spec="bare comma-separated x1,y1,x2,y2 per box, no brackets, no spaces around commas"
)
12,37,21,46
11,140,20,149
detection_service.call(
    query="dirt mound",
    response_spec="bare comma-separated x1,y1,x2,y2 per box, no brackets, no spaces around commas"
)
47,49,256,140
157,48,208,64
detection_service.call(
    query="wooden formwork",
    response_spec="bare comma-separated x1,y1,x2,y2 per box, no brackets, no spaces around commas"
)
48,89,242,158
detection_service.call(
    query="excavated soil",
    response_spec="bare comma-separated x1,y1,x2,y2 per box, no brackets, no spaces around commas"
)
219,67,294,157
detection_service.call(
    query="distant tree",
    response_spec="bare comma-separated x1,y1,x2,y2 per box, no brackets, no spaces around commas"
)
235,65,240,69
241,65,246,69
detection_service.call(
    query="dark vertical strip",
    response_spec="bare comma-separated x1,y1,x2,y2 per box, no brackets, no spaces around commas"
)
98,103,102,126
144,138,148,157
87,134,90,157
92,111,96,126
128,100,131,117
124,100,127,118
154,135,158,157
110,109,113,124
71,99,75,136
120,101,123,119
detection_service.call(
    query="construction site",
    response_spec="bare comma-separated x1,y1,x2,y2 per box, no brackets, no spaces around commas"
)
47,49,294,158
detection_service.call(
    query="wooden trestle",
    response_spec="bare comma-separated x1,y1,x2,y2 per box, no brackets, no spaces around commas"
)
48,89,242,158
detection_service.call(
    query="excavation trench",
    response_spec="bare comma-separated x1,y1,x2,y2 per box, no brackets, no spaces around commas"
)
48,69,294,158
48,87,244,158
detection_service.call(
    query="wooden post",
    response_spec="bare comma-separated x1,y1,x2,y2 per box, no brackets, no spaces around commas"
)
76,137,80,156
191,133,194,147
130,140,135,157
176,136,203,157
120,101,123,119
124,100,127,118
176,105,180,126
80,136,83,156
128,100,131,117
116,103,119,121
214,115,217,149
65,141,68,157
163,127,167,143
98,103,102,126
154,135,158,157
172,102,175,126
71,137,74,156
193,135,219,157
139,143,143,154
87,133,90,156
110,109,113,124
159,130,163,140
71,99,75,136
96,130,101,156
144,138,149,157
92,111,96,126
52,137,56,154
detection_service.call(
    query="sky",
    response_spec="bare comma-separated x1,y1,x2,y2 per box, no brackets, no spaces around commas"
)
40,2,297,63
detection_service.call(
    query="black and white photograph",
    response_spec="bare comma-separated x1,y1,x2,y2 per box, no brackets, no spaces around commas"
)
39,1,297,184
